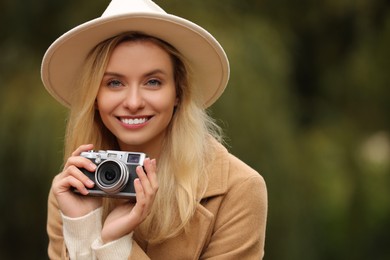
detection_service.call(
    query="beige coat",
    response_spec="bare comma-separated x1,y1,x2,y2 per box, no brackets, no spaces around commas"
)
47,143,267,259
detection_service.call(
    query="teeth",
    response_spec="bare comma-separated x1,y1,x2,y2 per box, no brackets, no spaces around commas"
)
121,118,147,125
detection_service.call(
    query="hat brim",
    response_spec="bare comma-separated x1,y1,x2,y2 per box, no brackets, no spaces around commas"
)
41,13,229,108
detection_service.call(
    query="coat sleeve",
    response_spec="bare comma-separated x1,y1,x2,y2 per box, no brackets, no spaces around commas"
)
48,187,147,260
201,166,268,259
47,188,70,259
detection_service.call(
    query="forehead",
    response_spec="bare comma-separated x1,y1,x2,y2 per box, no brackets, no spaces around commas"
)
112,39,170,58
107,40,174,74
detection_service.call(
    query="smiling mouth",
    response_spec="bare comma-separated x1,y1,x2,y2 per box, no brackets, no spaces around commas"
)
120,117,150,125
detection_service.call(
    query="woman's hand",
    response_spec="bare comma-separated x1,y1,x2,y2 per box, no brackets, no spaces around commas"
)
101,158,158,243
51,144,102,218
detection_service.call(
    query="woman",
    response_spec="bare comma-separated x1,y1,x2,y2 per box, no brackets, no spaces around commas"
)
42,0,267,259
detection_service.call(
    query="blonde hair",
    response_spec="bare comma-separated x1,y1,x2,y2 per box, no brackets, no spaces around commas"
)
64,32,223,243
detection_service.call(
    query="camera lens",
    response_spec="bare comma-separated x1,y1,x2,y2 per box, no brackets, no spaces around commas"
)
95,160,129,194
104,170,116,182
101,167,118,184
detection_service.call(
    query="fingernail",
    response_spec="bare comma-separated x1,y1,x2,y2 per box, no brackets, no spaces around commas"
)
86,180,95,187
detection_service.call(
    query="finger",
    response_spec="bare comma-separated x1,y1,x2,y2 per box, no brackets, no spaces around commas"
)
133,178,149,218
71,144,94,157
138,158,158,190
133,161,158,218
134,178,145,202
53,174,89,196
68,165,96,188
64,156,97,173
63,176,90,195
147,159,158,189
64,143,94,169
142,158,157,178
135,166,157,200
59,164,95,190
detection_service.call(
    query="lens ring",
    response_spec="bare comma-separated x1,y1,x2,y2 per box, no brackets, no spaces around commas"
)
95,159,129,194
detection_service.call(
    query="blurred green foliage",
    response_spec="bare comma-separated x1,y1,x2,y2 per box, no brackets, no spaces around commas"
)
1,0,389,259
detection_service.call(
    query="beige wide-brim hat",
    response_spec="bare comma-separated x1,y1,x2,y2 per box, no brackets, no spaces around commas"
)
41,0,229,108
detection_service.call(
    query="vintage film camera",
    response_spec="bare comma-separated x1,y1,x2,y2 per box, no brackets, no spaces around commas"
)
76,150,147,200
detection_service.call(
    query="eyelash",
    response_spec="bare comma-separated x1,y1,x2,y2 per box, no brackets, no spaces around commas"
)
106,79,123,88
146,79,162,87
104,78,163,88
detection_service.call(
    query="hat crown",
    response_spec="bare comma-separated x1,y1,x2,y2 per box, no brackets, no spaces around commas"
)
102,0,166,17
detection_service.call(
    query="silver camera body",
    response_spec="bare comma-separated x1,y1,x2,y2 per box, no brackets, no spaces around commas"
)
77,150,147,200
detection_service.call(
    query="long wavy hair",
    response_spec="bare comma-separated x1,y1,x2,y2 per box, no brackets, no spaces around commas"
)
63,32,223,243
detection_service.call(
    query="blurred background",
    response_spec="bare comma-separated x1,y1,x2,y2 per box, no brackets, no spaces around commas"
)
1,0,390,259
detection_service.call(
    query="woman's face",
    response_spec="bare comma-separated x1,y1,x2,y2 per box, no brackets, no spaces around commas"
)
96,40,178,156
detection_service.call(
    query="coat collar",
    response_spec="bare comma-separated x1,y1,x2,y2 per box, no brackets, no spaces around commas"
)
201,140,229,199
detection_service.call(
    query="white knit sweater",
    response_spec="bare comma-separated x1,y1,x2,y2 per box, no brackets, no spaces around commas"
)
61,207,133,259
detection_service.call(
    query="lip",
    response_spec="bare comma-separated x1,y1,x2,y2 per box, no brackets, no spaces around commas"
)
117,116,151,129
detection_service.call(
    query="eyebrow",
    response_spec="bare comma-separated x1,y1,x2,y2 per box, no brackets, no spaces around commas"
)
103,69,168,78
102,72,123,78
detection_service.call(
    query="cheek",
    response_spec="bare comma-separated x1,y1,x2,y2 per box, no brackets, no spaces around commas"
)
155,93,178,114
95,98,106,114
95,94,115,122
96,90,118,111
96,104,110,125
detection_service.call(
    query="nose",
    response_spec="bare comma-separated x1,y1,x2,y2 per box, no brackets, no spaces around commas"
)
123,86,145,112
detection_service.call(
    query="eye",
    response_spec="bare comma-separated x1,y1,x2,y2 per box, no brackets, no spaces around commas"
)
106,79,123,88
146,79,162,87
